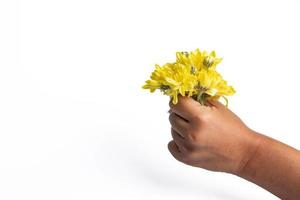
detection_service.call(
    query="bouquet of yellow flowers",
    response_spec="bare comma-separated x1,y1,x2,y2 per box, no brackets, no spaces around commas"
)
142,49,235,106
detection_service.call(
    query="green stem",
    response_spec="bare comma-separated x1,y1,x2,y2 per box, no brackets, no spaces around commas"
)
197,92,204,105
197,91,209,105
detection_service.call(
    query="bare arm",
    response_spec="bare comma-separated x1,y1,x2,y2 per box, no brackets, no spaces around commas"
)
168,96,300,199
239,132,300,199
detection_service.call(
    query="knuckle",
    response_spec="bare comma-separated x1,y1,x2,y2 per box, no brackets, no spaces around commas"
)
168,143,178,156
167,141,173,151
202,113,213,123
193,112,212,123
188,130,200,142
168,113,175,123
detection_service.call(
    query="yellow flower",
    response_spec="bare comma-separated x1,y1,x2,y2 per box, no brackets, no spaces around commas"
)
201,50,223,69
196,69,235,105
142,49,235,106
176,49,223,72
142,63,197,104
142,64,168,92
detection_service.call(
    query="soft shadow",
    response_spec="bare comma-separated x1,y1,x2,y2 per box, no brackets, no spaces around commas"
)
98,136,250,200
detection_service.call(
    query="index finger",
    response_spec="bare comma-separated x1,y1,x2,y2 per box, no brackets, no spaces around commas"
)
169,96,204,121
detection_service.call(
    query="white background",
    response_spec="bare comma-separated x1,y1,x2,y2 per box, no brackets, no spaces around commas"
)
1,0,300,199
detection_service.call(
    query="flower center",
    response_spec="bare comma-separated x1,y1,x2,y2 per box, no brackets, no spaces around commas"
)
203,56,214,68
190,65,196,74
195,85,208,92
160,85,170,91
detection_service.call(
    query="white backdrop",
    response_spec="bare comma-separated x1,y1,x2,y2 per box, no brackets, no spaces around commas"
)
1,0,300,199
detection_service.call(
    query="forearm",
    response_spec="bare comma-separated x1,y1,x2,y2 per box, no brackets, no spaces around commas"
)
238,131,300,199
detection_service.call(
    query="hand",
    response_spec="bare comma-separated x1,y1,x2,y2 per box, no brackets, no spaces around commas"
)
168,96,261,174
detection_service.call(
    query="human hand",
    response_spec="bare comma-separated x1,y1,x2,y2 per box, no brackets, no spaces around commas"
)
168,96,261,174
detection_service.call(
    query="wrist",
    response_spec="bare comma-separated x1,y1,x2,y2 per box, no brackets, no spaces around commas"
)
233,129,265,177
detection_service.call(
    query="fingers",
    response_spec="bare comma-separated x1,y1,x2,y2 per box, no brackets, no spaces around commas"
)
171,128,196,153
168,140,184,162
171,128,186,145
207,99,225,109
168,140,197,166
171,127,184,139
169,112,189,137
169,96,205,121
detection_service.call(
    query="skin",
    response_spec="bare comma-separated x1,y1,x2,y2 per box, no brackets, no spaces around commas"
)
168,96,300,200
